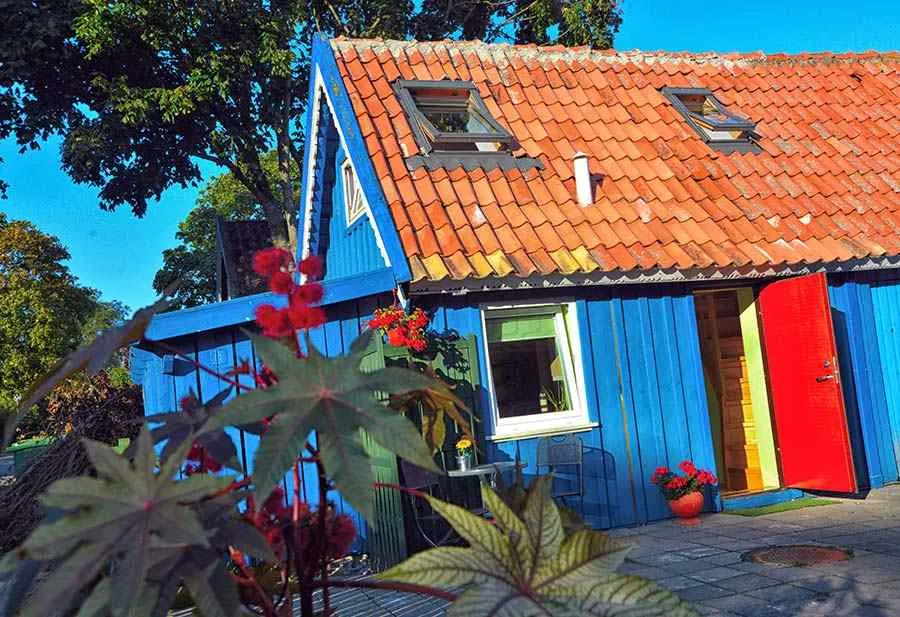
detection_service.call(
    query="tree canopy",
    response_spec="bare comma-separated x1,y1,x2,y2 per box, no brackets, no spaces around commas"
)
1,0,623,249
152,153,276,309
0,213,127,432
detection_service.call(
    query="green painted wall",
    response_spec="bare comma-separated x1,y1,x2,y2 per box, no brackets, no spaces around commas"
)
737,288,780,489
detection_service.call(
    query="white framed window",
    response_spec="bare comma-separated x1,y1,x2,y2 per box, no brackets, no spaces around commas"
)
480,302,594,441
341,159,366,226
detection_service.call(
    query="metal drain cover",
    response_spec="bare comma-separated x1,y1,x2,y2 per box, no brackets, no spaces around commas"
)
742,545,852,567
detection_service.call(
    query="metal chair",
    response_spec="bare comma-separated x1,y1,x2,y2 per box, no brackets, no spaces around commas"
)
536,434,584,512
399,460,457,547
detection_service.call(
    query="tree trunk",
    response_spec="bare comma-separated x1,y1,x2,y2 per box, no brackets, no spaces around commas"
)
260,199,292,250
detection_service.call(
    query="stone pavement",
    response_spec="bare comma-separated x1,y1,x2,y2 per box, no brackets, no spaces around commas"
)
9,487,900,616
610,485,900,616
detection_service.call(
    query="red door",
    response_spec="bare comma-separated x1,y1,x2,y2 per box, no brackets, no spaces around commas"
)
758,273,857,493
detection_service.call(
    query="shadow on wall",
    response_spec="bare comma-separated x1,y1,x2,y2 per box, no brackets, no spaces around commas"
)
484,439,619,529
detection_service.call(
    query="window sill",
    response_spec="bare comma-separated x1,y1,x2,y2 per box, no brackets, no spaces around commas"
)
487,422,598,443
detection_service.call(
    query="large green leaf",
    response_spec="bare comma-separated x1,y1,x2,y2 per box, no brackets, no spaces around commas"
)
144,388,241,471
381,483,699,617
5,427,239,617
208,331,440,520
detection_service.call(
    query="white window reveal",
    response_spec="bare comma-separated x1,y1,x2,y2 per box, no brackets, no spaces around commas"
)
481,303,594,441
341,159,366,226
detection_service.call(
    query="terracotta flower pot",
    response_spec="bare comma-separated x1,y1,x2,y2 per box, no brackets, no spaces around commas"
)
668,491,704,521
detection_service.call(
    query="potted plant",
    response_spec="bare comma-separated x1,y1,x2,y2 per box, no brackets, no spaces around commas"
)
455,437,474,471
651,461,718,522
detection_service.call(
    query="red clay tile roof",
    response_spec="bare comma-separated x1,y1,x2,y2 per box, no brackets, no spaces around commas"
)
330,39,900,284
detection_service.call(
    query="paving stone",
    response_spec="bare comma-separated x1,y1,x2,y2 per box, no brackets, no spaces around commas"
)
689,566,746,583
713,573,782,593
657,575,705,591
678,585,736,602
704,552,745,566
745,582,821,604
697,593,783,617
677,546,728,558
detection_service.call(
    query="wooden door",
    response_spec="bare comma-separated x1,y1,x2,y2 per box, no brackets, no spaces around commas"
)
758,273,858,493
695,291,763,491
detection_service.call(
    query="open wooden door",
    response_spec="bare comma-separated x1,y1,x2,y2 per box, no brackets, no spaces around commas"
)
758,273,857,493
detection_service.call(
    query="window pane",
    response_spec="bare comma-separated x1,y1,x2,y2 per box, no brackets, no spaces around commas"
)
487,314,572,418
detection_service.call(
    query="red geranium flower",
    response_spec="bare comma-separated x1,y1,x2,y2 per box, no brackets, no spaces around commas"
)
387,326,409,347
679,460,697,476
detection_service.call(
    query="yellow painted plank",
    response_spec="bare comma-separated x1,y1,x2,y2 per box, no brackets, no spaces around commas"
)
737,287,780,489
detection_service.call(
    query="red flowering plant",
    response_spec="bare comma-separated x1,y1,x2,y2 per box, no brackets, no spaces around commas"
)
650,460,718,501
368,304,430,353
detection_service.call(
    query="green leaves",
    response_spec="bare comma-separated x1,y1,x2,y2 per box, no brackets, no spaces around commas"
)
381,479,699,617
5,427,243,617
145,388,241,471
208,330,440,521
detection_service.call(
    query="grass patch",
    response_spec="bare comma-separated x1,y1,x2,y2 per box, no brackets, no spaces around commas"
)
725,497,841,517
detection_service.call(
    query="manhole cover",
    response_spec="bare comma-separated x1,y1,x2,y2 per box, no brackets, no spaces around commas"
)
742,545,852,567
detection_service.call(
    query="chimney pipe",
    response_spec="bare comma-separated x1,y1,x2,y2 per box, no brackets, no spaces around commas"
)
573,152,592,206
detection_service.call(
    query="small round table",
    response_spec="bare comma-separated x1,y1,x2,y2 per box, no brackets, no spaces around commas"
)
447,461,518,488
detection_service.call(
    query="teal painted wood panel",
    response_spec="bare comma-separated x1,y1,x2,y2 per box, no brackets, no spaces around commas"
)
828,276,896,487
871,280,900,481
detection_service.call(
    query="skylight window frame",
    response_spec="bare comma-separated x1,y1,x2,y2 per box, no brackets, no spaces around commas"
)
662,87,760,153
393,79,517,155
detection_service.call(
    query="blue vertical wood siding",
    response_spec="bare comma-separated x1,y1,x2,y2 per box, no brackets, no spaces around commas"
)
868,272,900,483
828,273,898,488
421,285,717,529
132,294,395,556
306,99,386,284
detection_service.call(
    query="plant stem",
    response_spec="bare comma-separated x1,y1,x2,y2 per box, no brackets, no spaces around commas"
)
315,456,331,616
314,578,459,601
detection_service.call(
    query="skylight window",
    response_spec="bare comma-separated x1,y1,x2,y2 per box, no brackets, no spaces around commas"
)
394,79,516,155
662,87,759,152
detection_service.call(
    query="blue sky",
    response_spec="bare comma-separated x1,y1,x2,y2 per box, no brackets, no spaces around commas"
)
1,0,897,311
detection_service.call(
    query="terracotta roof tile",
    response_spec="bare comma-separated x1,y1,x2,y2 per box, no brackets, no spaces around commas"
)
331,39,900,282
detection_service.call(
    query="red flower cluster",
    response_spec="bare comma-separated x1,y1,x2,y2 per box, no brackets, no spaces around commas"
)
184,440,222,475
252,248,326,339
650,459,718,501
368,305,430,352
245,486,294,560
238,486,357,565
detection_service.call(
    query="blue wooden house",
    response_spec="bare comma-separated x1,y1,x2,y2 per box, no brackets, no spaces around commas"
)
133,36,900,564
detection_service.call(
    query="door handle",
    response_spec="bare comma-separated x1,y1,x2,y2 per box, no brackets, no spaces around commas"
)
816,374,835,382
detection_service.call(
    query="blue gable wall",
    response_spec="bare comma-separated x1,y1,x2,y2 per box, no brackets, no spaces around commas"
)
296,34,411,284
132,293,396,557
305,96,386,283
